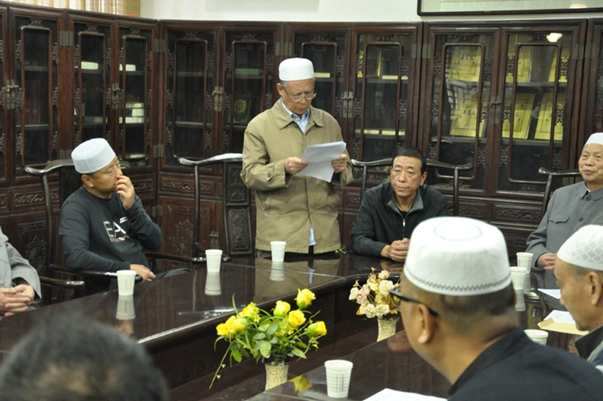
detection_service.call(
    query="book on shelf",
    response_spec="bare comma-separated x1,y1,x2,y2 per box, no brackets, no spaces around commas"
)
450,92,485,138
235,68,261,76
447,46,482,82
535,92,564,141
314,72,331,78
506,35,532,83
548,46,570,83
501,92,535,139
357,48,382,78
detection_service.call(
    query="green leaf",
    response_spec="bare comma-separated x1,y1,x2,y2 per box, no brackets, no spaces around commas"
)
266,324,278,336
232,348,242,362
260,342,272,358
291,348,307,358
253,332,266,340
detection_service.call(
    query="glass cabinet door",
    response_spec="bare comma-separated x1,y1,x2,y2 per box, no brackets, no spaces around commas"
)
222,27,279,153
163,27,216,165
351,29,420,161
497,28,582,192
424,28,497,193
73,21,112,145
0,8,7,185
116,25,154,167
12,12,60,174
288,27,350,125
582,20,603,147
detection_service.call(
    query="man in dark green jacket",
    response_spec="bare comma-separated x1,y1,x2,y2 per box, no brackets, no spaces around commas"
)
351,147,447,262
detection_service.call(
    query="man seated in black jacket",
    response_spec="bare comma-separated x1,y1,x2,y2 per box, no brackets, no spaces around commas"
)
351,147,447,262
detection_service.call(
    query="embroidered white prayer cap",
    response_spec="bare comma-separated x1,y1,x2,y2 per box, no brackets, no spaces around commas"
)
72,138,116,174
558,225,603,271
585,132,603,147
279,58,314,81
404,216,511,296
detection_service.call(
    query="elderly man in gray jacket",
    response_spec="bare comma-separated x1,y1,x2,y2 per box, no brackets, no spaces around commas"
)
0,228,41,317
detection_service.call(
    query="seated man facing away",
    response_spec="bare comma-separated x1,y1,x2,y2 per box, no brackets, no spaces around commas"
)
59,138,161,294
526,132,603,270
0,227,40,317
555,224,603,372
393,216,603,400
0,316,168,401
351,147,447,262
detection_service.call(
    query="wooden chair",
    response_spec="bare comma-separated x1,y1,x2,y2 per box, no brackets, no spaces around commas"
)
538,167,582,216
25,159,203,296
178,153,253,258
351,158,473,216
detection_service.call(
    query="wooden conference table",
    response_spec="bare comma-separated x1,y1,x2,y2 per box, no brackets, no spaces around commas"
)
0,253,562,401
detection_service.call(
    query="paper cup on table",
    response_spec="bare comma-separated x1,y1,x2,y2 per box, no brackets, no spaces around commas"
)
525,329,548,345
517,252,533,293
205,249,223,273
514,289,526,312
204,271,221,296
510,266,527,291
270,241,287,262
116,295,135,320
116,270,137,296
324,359,353,398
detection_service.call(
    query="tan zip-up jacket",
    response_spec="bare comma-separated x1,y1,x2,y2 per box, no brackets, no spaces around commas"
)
241,98,352,254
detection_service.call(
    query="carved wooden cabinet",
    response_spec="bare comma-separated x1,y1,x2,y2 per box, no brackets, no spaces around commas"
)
418,20,587,254
581,19,603,139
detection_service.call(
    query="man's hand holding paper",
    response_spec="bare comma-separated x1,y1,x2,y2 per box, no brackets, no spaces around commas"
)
296,141,347,182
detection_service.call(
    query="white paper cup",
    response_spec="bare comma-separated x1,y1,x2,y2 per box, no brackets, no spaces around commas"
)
324,359,353,398
117,270,137,296
270,261,285,281
270,241,286,262
204,271,221,296
205,249,223,273
525,329,548,345
510,266,527,291
116,295,135,320
517,252,533,268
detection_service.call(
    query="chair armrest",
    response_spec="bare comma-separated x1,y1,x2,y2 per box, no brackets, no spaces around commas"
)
49,263,118,279
39,275,85,289
145,251,206,265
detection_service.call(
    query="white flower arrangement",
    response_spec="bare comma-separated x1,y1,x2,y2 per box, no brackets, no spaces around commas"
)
350,268,399,320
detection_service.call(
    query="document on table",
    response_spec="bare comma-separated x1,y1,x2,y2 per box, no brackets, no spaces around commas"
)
538,310,587,335
297,141,346,182
538,288,561,299
364,388,446,401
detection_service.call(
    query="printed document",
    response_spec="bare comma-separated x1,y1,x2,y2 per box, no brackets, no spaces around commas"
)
297,141,346,182
364,388,446,401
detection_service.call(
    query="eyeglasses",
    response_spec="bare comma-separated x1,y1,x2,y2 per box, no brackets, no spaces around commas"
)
389,288,439,317
283,87,317,102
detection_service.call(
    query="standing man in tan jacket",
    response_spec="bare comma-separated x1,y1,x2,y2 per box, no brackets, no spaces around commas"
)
241,58,352,256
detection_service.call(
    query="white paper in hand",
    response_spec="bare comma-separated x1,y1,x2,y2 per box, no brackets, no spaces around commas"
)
297,141,346,182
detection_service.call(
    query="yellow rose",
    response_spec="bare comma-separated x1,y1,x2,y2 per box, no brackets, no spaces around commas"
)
307,321,327,338
287,309,306,328
216,315,245,339
239,302,259,321
295,289,315,309
274,300,291,317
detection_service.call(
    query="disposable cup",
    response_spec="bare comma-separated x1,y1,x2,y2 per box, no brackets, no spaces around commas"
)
516,252,534,268
514,289,526,312
324,359,353,398
510,266,527,291
270,261,285,281
116,295,135,320
525,329,548,345
270,241,287,263
204,271,222,296
116,270,137,296
205,249,223,273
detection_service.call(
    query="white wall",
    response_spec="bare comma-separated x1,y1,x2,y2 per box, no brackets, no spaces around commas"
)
141,0,603,22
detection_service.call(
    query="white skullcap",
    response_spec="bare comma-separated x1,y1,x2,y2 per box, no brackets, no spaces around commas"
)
585,132,603,147
279,58,314,81
558,225,603,271
404,216,511,296
72,138,116,174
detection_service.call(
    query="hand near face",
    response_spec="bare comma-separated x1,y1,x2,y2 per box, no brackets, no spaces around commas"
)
331,153,348,173
116,175,135,210
537,252,557,270
285,157,309,175
1,284,35,316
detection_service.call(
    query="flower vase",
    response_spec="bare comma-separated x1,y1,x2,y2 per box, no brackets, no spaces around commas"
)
377,317,398,342
265,362,289,391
